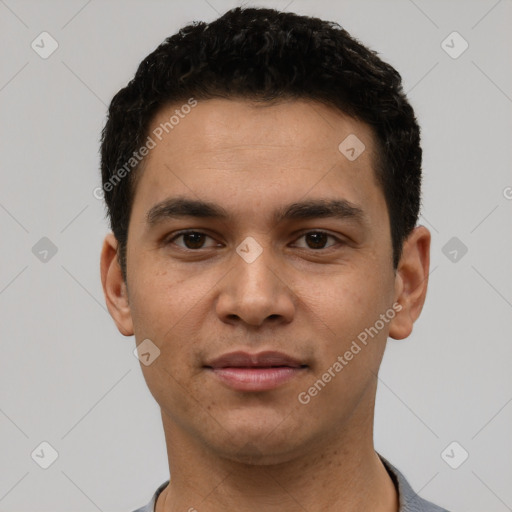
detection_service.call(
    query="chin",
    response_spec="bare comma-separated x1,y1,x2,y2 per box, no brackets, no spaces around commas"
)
216,438,301,466
200,410,312,465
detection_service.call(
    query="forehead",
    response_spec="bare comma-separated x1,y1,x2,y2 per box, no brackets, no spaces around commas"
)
131,98,385,227
146,98,376,164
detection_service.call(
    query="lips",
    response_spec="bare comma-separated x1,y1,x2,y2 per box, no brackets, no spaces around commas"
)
204,351,307,391
205,350,305,369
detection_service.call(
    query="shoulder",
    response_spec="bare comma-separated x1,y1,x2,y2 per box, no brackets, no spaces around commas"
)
378,454,451,512
130,480,169,512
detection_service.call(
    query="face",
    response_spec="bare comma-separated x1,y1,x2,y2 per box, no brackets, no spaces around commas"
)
101,98,429,464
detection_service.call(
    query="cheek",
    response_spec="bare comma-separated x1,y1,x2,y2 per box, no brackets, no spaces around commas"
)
128,264,214,377
294,266,385,331
140,359,200,427
131,271,207,412
295,269,394,380
128,262,201,336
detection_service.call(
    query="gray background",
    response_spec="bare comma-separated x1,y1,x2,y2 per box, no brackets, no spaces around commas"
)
1,0,511,510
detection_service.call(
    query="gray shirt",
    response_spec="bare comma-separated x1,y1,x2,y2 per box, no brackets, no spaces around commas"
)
131,453,450,511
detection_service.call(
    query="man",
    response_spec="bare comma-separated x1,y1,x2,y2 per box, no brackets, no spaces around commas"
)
99,7,449,512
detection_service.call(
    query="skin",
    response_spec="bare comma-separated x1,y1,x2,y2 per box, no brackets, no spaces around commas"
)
100,98,430,512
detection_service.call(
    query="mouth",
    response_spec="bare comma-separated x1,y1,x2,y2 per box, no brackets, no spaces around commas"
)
204,351,308,392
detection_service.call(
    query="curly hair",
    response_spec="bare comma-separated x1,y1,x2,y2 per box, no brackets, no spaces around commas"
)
100,7,422,282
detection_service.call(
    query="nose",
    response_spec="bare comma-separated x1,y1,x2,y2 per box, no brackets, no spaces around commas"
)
215,240,296,328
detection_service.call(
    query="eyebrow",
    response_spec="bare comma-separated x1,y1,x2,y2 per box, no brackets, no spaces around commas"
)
146,196,367,228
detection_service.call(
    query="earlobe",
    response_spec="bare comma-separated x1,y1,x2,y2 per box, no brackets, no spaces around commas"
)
388,226,431,341
100,233,134,337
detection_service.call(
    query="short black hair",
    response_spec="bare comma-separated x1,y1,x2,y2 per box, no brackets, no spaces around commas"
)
100,7,422,282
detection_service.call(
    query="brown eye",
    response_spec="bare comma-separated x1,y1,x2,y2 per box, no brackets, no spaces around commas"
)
293,231,340,250
181,232,206,249
167,231,217,250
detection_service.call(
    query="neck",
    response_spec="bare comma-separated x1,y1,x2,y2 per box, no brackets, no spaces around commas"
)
156,399,398,512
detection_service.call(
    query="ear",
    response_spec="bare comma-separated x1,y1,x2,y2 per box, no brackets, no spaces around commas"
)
100,233,134,336
388,225,431,340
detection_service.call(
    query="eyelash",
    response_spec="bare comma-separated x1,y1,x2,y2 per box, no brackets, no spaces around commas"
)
165,230,343,251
